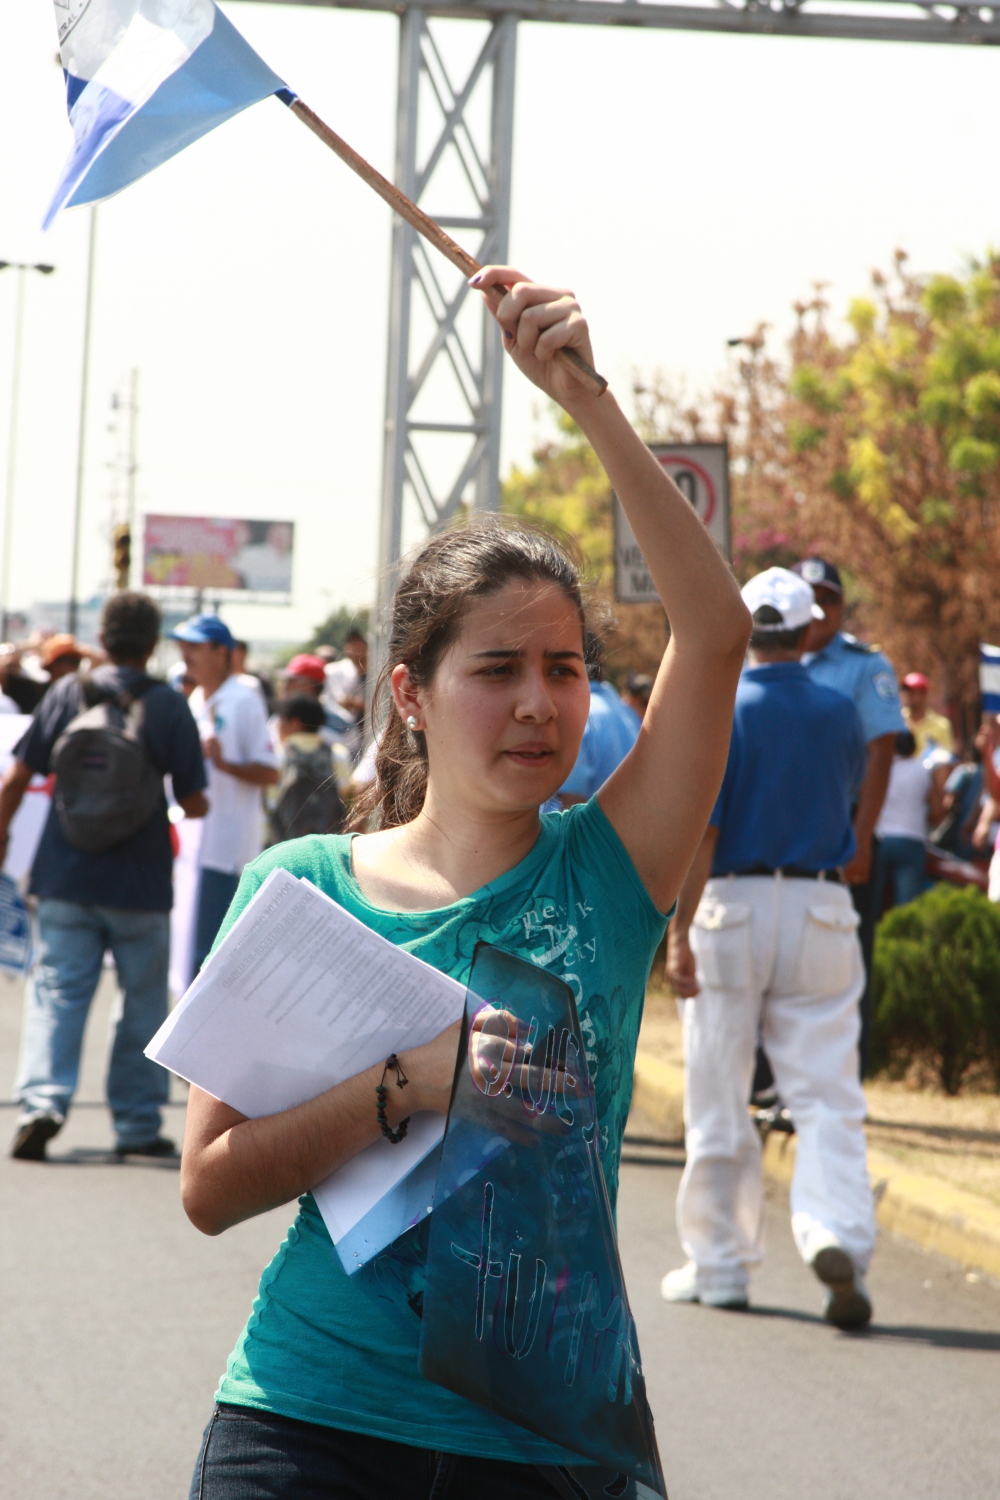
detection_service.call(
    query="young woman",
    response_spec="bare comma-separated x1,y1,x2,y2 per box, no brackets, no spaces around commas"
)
181,269,751,1499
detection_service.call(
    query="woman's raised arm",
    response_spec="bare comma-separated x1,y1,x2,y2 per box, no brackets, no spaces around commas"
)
475,267,752,911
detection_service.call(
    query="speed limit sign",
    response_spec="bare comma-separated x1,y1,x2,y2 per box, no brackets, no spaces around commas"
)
614,442,730,604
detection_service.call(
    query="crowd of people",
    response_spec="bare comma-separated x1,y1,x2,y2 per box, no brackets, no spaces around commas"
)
2,588,662,1183
657,555,1000,1327
2,602,372,1164
0,555,984,1209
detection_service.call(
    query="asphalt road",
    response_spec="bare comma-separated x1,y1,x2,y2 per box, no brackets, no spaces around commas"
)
2,974,1000,1499
618,1136,1000,1500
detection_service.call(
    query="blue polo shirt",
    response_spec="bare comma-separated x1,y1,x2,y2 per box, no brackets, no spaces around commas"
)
560,680,641,799
802,631,905,744
710,662,866,875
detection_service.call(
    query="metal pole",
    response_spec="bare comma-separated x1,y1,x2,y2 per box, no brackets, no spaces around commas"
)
70,207,97,634
127,365,138,585
373,7,422,682
1,268,26,641
472,11,516,515
372,10,519,692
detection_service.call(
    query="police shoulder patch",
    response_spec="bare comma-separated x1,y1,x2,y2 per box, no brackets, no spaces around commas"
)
872,671,898,702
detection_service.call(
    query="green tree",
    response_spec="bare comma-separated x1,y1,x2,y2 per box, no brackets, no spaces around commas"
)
501,411,667,676
872,884,1000,1094
302,605,369,655
502,410,614,580
767,251,1000,733
632,352,820,581
643,252,1000,732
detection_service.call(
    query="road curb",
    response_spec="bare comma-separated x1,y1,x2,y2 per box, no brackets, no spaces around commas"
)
632,1054,686,1141
632,1050,1000,1281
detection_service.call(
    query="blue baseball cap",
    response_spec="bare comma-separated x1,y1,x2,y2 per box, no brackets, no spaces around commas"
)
792,557,843,595
170,613,235,648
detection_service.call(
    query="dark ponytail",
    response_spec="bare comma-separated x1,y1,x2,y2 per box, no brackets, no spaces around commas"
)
350,517,586,831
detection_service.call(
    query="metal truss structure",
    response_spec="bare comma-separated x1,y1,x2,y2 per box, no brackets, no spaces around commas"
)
378,9,517,607
256,0,999,639
287,0,1000,47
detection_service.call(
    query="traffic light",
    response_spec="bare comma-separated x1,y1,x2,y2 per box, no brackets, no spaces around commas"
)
113,523,131,590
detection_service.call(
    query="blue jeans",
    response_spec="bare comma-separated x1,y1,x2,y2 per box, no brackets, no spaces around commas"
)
190,1405,636,1500
193,868,241,974
15,899,170,1147
875,835,929,912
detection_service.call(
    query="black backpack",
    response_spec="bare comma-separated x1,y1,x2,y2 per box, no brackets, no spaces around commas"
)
50,677,165,853
267,741,345,846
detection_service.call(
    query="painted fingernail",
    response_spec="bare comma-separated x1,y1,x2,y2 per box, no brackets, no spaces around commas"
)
503,329,514,342
468,272,482,286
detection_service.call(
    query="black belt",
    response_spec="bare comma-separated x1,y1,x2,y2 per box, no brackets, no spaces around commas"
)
719,864,843,883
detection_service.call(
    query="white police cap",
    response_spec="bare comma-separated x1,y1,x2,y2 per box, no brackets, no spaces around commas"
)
741,567,825,631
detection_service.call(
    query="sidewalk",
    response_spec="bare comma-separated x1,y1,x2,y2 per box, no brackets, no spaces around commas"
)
633,990,1000,1282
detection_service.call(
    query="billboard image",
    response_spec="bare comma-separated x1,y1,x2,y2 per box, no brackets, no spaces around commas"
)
142,515,294,595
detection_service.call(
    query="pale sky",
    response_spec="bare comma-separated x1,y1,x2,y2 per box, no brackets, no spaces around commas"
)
0,3,997,646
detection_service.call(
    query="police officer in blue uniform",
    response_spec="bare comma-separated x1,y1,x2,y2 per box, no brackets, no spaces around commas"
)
663,567,875,1326
557,634,640,806
793,558,905,1074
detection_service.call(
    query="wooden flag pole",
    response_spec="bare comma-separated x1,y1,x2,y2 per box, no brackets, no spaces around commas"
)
289,98,608,399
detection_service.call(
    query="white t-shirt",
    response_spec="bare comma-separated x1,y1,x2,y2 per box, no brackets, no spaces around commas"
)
323,658,361,721
876,756,932,842
351,737,377,791
190,674,278,874
237,671,268,706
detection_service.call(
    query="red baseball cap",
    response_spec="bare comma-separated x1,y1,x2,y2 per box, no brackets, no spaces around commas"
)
902,672,929,691
39,633,83,668
282,654,326,684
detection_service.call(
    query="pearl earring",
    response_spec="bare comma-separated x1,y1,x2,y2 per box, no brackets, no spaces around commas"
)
406,715,419,731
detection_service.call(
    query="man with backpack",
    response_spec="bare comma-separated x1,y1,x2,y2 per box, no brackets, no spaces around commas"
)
266,695,347,846
0,592,207,1162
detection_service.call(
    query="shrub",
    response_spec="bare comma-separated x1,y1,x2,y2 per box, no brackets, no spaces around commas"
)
871,884,1000,1094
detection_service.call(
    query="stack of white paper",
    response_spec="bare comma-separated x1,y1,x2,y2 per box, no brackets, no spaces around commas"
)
146,867,466,1271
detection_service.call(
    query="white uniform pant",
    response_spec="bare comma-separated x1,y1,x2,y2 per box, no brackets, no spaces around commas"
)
677,874,876,1288
988,849,1000,903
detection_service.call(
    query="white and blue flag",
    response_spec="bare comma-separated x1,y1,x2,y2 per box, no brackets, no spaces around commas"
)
46,0,287,229
981,643,1000,715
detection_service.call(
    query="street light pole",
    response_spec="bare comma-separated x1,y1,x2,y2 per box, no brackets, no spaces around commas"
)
69,207,97,635
0,258,55,640
2,271,26,645
127,365,138,551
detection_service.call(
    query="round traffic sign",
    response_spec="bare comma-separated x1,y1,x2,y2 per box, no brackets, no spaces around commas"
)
654,454,717,527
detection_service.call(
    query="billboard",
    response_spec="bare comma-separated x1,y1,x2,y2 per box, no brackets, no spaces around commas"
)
142,515,294,596
614,442,730,604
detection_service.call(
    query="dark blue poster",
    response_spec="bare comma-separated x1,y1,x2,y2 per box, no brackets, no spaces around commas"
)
419,943,666,1498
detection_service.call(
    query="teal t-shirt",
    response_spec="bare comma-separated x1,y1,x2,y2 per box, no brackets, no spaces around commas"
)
214,799,667,1463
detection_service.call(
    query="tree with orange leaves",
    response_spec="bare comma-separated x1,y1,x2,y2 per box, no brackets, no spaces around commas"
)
756,250,1000,739
503,251,1000,734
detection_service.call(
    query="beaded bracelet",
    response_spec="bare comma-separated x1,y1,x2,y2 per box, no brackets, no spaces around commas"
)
376,1053,410,1144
